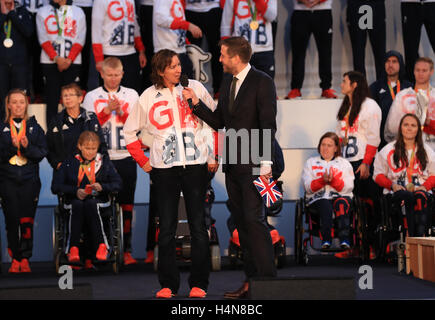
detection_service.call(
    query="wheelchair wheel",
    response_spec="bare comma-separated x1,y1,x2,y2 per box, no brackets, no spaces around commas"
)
355,197,369,263
53,207,62,273
294,199,304,265
210,244,221,271
112,203,124,274
153,245,159,272
274,239,286,268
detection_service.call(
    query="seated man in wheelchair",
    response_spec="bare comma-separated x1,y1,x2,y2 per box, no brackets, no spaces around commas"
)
373,114,435,237
51,131,122,263
302,132,355,249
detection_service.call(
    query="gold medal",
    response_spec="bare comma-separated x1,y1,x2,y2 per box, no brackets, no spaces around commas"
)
250,20,259,30
9,155,17,165
406,183,415,192
3,38,13,48
16,156,27,166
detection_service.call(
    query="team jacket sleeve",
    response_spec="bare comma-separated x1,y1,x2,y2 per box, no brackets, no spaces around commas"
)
423,147,435,190
332,160,354,194
36,7,57,60
302,158,325,193
51,162,79,196
362,101,381,165
124,99,149,167
154,1,189,30
257,0,277,22
220,0,233,38
91,0,105,63
373,147,393,189
67,7,86,62
9,7,34,38
134,14,145,52
21,122,48,163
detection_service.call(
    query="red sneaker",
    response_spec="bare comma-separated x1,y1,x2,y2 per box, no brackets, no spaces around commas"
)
369,246,376,260
285,89,302,99
334,249,351,259
144,250,154,264
213,92,220,100
189,287,207,298
20,258,31,273
124,252,138,265
156,288,173,299
9,259,21,273
68,246,80,263
96,243,108,261
321,88,338,99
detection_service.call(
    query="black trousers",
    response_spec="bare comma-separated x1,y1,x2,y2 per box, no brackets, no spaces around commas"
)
139,4,154,89
309,197,352,243
29,12,44,99
78,6,93,92
146,180,157,252
0,62,28,122
225,169,276,280
42,63,81,125
150,164,210,293
69,197,106,253
185,7,223,94
179,52,194,80
1,178,41,261
392,190,431,237
290,10,332,90
250,51,275,79
347,0,386,80
103,53,143,94
112,157,137,253
401,2,435,83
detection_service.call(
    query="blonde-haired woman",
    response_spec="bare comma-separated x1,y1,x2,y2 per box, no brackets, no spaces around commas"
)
0,89,47,273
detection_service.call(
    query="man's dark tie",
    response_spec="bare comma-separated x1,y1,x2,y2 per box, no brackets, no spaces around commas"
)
229,76,238,113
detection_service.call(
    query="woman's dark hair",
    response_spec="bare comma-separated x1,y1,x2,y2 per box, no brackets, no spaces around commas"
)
317,132,341,158
337,71,370,127
151,49,178,89
393,113,427,170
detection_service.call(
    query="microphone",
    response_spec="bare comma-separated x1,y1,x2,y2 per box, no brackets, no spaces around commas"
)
180,74,194,110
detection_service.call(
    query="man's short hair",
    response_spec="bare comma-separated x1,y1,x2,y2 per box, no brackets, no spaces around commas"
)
102,56,123,71
219,37,252,64
415,57,434,70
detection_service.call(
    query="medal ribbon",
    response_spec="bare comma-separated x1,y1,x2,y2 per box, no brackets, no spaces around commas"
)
3,20,11,39
387,80,400,100
77,160,96,187
247,0,257,21
54,6,68,38
10,119,26,157
406,145,416,186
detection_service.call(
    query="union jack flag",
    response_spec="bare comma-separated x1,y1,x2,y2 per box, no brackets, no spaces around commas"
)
253,177,283,208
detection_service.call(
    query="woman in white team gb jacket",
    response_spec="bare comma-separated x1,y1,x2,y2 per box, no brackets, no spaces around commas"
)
336,71,381,197
123,49,216,299
36,0,86,124
373,114,435,237
302,132,355,249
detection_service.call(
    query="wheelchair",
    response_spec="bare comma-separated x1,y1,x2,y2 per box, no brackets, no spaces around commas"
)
153,185,222,272
52,193,124,274
377,192,435,272
227,181,287,270
294,195,370,265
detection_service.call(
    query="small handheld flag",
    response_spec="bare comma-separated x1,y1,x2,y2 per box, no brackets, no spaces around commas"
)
253,177,283,208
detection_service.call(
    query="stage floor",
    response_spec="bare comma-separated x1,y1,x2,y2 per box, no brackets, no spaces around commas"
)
0,256,434,300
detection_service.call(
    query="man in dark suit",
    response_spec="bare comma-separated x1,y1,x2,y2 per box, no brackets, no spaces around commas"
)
182,36,278,299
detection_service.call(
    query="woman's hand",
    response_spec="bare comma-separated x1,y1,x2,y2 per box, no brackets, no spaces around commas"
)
142,160,152,173
415,185,427,192
91,183,103,192
356,163,370,180
20,136,28,148
77,188,87,200
392,183,406,192
188,23,202,38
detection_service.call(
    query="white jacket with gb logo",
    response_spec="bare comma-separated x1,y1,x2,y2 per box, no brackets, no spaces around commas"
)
123,80,217,169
